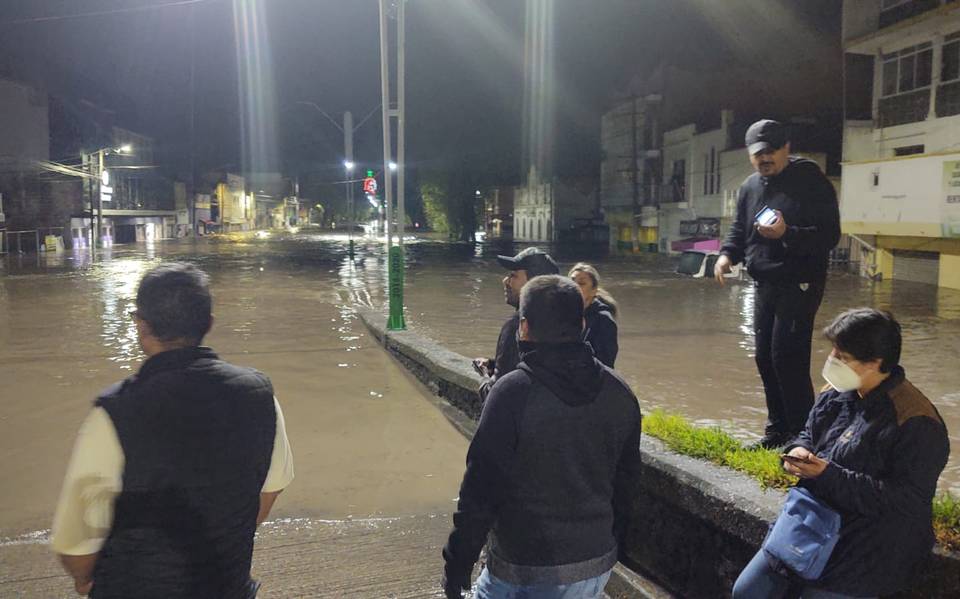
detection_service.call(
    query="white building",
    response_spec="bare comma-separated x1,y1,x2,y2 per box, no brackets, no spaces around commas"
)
842,0,960,289
514,167,595,243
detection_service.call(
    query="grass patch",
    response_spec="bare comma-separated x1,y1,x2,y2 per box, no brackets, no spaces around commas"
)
641,409,796,490
641,409,960,550
934,493,960,551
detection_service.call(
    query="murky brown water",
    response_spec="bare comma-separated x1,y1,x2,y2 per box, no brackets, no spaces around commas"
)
0,234,469,541
2,231,959,545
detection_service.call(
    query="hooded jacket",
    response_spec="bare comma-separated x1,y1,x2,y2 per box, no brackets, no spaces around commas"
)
583,298,618,368
720,156,840,284
444,342,642,586
782,367,949,596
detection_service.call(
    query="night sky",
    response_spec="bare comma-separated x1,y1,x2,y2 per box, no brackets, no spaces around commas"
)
0,0,842,192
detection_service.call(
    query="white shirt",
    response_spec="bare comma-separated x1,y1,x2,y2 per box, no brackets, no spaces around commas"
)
51,397,294,555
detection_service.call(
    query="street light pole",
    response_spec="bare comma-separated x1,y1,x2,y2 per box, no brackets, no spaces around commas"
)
379,0,405,330
397,0,406,249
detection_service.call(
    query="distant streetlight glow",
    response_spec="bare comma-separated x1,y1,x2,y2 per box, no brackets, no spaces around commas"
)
389,161,398,171
344,160,355,171
118,144,132,154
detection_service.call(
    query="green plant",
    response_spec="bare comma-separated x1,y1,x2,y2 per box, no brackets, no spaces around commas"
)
641,409,960,548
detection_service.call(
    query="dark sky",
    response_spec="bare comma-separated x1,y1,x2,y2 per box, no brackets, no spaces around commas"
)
0,0,842,189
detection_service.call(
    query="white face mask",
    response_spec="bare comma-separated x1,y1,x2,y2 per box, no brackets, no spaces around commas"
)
822,355,861,392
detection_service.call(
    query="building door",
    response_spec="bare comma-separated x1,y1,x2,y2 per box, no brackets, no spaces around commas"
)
892,250,939,285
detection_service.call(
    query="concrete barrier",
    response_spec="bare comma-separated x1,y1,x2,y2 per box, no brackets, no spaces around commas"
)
356,306,960,598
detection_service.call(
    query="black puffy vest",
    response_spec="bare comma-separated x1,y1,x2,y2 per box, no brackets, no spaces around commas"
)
92,347,276,599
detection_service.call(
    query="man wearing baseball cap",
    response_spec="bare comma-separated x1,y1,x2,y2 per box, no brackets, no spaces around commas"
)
474,247,559,401
714,119,841,449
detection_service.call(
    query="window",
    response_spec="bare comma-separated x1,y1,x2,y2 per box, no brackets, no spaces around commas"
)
702,148,719,195
881,43,933,97
943,32,960,83
894,144,925,156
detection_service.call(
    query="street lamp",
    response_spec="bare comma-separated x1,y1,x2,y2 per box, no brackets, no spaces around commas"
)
389,161,398,171
344,160,355,171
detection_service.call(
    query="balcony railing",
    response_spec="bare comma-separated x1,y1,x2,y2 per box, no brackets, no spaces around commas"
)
880,0,943,29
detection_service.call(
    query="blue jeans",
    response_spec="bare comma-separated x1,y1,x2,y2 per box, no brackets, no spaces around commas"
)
474,566,612,599
732,550,875,599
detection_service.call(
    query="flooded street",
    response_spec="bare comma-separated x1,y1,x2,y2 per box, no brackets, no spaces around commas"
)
0,233,470,543
2,230,960,549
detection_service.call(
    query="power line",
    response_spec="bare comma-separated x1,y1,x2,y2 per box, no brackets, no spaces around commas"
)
0,0,214,26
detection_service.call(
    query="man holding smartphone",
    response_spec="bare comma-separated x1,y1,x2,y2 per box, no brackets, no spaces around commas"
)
474,247,559,402
714,119,840,449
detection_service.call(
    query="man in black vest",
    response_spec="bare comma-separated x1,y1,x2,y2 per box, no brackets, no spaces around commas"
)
474,247,559,401
51,262,294,598
444,275,642,598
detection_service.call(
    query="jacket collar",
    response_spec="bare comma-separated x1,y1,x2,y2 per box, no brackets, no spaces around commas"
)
137,346,219,381
860,365,905,407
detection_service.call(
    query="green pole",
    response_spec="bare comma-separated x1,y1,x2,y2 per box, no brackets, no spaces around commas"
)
387,245,406,330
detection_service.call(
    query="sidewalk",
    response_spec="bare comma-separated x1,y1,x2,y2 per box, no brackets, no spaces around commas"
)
1,513,452,598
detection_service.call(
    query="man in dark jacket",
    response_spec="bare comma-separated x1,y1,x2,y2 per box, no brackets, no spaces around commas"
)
51,263,294,598
474,247,559,401
445,275,642,598
715,119,840,448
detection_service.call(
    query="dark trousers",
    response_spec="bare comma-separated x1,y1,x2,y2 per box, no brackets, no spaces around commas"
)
754,279,825,436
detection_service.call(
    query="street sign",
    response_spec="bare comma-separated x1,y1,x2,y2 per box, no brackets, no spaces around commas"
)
363,177,378,195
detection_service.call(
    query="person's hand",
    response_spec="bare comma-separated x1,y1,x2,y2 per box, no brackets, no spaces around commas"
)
782,446,829,479
472,358,493,377
714,254,733,285
756,209,787,239
442,571,470,599
74,577,93,596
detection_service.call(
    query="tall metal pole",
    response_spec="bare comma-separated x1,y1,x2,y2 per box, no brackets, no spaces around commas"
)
97,149,105,249
344,111,355,258
378,0,393,249
380,0,405,330
397,0,405,248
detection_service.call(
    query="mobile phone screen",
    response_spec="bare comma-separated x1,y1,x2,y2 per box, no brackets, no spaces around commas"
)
755,206,778,226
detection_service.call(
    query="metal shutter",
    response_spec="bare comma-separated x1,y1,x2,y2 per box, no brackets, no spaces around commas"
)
892,250,940,285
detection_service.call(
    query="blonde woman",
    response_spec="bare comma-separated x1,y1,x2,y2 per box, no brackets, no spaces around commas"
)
569,263,619,368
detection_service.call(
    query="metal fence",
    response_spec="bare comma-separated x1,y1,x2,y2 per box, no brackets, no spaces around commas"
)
0,227,65,254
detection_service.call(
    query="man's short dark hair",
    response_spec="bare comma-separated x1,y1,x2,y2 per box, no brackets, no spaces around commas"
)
519,275,584,344
823,308,901,373
136,262,213,344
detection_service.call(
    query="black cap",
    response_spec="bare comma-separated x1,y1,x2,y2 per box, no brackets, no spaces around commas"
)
745,119,788,155
496,247,559,278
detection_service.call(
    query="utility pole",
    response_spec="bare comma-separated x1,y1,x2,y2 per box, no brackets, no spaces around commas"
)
630,97,640,253
344,111,355,258
379,0,405,330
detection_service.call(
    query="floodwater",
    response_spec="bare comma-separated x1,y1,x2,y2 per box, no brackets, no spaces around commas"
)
2,230,960,549
0,233,471,543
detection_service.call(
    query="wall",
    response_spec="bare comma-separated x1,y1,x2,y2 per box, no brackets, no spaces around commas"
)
356,305,960,598
0,79,50,163
842,151,960,237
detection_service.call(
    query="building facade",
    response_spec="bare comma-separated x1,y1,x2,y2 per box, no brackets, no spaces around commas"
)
842,0,960,288
600,95,662,251
514,167,595,243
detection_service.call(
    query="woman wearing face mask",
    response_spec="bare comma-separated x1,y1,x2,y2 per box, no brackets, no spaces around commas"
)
569,263,619,368
732,308,949,599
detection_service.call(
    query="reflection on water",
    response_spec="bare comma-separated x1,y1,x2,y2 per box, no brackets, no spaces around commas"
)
3,232,960,507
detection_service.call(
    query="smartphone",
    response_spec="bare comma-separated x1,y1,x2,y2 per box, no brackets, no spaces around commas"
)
780,453,808,464
755,206,778,227
472,359,490,377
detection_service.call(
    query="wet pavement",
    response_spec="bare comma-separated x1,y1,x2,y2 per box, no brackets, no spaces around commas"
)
1,230,959,594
